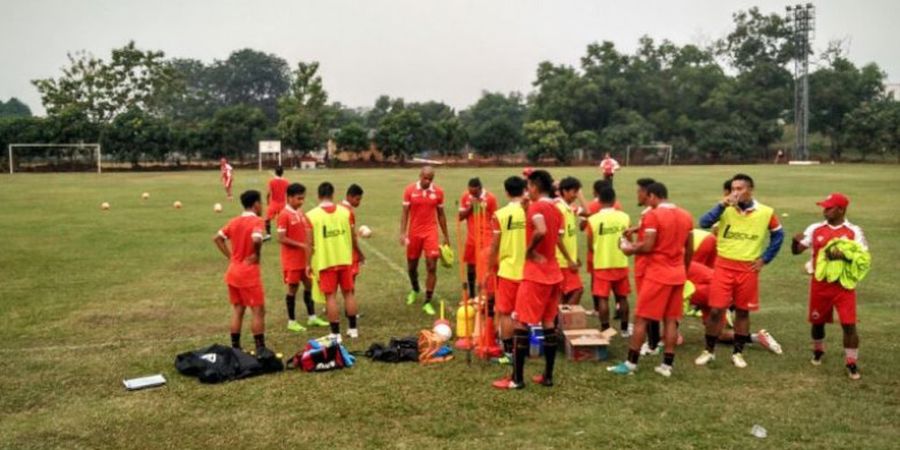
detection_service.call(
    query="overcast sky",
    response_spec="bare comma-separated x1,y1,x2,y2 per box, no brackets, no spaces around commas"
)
2,0,898,115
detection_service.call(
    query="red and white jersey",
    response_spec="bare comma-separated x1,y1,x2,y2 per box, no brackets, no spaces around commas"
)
599,157,620,176
221,163,233,182
799,220,868,272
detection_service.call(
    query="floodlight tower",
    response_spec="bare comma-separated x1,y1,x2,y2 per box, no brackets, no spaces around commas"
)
786,3,815,161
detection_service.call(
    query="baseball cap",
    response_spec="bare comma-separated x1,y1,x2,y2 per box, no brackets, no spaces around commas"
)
816,192,849,209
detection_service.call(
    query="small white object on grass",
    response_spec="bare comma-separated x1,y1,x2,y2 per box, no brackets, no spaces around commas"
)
358,225,373,238
100,202,110,210
141,192,150,200
123,374,166,391
782,212,789,217
750,424,767,439
214,203,223,213
173,201,182,209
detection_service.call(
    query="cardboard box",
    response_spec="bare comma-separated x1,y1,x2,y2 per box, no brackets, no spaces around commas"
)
558,305,587,330
563,328,617,362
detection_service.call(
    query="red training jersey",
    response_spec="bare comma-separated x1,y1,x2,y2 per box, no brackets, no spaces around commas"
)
523,197,564,285
277,205,310,270
403,182,444,237
268,177,290,205
219,212,265,287
641,203,694,285
460,190,498,246
800,220,868,278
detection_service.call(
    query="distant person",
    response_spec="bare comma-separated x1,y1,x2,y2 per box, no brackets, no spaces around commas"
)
792,193,869,380
774,149,785,164
220,158,234,200
265,166,290,239
400,166,451,316
598,152,621,185
213,190,270,356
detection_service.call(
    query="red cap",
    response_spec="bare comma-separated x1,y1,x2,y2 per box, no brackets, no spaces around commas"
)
522,167,534,177
816,192,849,209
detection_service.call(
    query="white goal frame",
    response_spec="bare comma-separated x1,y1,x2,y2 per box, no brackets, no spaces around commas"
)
258,140,282,171
8,143,102,174
625,144,673,166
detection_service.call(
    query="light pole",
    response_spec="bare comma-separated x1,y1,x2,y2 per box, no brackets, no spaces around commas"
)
786,3,816,161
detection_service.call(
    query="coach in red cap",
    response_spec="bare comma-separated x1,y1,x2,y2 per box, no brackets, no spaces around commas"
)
791,192,869,380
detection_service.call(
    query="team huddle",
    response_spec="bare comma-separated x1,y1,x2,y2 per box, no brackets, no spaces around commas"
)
211,163,870,386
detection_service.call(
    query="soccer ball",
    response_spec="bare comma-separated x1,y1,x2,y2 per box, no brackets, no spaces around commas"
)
782,213,789,218
100,202,110,210
173,201,182,209
358,225,372,238
433,322,452,342
141,192,150,200
214,203,223,213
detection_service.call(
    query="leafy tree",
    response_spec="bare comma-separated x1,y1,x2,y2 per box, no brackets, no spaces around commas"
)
461,91,525,156
842,100,900,161
809,56,886,159
210,105,267,162
277,62,332,153
571,130,601,157
374,109,424,161
102,108,173,167
599,110,656,152
33,41,178,122
430,117,467,156
523,120,569,162
335,122,370,152
0,98,33,118
208,49,290,122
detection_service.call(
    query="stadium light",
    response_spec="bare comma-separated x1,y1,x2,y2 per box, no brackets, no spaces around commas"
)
785,3,816,161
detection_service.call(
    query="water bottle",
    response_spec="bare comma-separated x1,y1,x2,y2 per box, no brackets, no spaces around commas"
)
529,326,544,358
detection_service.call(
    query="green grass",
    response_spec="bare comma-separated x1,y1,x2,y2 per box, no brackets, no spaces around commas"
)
1,165,899,449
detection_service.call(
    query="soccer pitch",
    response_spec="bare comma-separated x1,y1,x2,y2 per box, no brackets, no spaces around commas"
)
1,165,898,449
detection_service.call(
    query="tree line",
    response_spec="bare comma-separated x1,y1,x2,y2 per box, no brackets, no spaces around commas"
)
1,7,898,168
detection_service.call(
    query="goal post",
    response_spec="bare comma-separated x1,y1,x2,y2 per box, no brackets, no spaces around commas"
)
625,144,673,166
7,143,102,174
258,140,282,171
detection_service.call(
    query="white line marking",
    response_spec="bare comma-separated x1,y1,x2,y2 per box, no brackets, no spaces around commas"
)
358,239,407,276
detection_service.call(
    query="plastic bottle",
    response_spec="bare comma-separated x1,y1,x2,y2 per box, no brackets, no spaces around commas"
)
529,326,544,358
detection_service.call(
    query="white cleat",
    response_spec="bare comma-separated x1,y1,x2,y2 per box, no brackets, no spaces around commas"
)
654,364,673,378
695,350,716,366
756,329,783,355
640,342,661,356
732,353,748,368
620,323,634,338
347,328,359,339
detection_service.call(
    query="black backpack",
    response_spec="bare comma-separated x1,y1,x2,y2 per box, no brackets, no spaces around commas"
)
175,344,282,383
365,337,418,363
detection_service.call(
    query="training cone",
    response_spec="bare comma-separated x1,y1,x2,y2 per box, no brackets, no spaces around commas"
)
474,315,502,359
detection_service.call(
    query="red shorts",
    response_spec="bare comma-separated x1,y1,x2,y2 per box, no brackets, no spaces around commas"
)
635,278,683,321
318,266,354,295
693,235,717,268
283,268,309,285
808,280,857,325
266,202,284,220
406,233,440,260
709,265,759,311
223,177,233,188
561,269,583,295
514,280,560,325
495,277,521,314
228,284,265,307
592,270,631,298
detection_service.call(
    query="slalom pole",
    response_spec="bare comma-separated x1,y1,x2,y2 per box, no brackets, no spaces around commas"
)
455,212,472,365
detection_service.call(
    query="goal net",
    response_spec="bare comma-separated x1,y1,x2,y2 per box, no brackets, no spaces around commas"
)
625,144,673,166
7,143,102,174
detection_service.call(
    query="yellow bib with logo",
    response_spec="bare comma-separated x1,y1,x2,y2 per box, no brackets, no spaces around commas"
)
588,209,630,269
307,205,353,271
715,202,774,262
494,203,526,280
555,201,578,266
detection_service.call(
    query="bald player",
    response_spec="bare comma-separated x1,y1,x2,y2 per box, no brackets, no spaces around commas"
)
400,166,451,316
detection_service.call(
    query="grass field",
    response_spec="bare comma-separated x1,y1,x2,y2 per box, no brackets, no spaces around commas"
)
1,165,899,449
